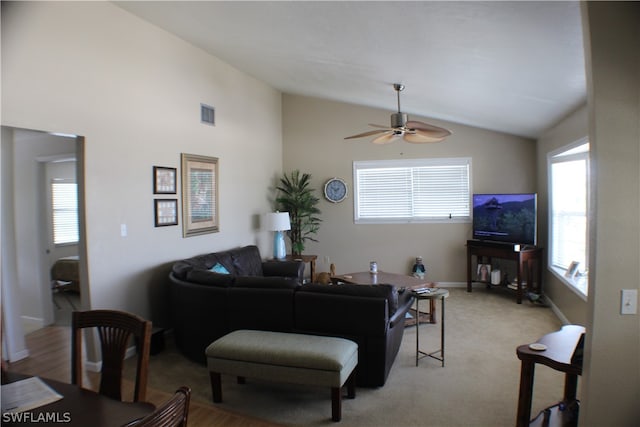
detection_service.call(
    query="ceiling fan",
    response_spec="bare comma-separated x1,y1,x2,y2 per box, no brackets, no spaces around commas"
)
344,83,451,144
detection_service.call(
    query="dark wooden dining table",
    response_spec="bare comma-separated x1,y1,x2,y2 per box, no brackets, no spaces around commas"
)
2,372,155,426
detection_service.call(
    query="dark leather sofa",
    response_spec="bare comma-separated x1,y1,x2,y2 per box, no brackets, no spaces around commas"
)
169,245,413,387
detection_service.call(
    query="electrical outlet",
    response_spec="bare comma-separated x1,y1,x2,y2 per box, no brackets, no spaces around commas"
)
621,289,638,315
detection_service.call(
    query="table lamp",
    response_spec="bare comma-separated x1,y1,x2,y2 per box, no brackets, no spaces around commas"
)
265,211,291,260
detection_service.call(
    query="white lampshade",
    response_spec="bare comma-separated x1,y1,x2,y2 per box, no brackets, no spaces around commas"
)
265,212,291,231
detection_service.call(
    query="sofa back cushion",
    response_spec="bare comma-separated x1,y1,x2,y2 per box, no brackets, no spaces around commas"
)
300,283,398,314
229,245,263,276
172,250,235,279
172,246,262,279
234,276,300,289
186,268,234,287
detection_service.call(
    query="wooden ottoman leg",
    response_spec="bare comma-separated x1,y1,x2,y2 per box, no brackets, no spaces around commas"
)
331,387,342,422
346,371,356,399
210,372,222,403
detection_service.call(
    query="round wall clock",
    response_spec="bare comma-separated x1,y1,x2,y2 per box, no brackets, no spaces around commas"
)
324,177,348,203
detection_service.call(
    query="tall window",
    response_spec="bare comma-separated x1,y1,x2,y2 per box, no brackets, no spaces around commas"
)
548,139,589,297
353,158,471,224
51,181,79,245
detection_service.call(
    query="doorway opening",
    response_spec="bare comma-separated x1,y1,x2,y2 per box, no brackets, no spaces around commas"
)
1,126,88,363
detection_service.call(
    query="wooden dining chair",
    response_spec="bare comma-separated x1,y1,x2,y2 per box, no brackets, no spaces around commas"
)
123,386,191,427
72,309,152,402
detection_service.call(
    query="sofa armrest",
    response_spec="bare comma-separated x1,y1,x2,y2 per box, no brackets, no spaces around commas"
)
262,260,304,282
389,290,414,328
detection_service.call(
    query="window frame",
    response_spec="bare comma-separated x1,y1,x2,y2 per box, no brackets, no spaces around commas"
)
352,157,472,224
547,137,589,299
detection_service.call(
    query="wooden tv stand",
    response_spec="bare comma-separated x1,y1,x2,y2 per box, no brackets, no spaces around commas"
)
466,240,543,304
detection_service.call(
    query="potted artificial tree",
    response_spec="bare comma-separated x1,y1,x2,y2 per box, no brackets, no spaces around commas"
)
275,170,322,255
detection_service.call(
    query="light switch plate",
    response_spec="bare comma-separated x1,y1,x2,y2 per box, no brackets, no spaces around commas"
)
621,289,638,315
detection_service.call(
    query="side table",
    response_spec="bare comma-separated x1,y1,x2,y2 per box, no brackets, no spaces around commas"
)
413,288,449,367
515,325,585,427
285,254,317,283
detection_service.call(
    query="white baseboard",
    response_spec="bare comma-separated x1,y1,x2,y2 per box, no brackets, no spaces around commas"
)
436,281,467,288
9,348,30,362
545,295,571,325
85,360,101,372
21,315,44,334
125,345,137,360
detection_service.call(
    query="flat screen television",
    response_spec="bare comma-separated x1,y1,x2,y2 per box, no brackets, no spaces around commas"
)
472,193,537,245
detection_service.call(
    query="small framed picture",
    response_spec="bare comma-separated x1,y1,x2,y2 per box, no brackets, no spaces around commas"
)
477,263,491,282
154,199,178,227
565,261,580,278
153,166,177,194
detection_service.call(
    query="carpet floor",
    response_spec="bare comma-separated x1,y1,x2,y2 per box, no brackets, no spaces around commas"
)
128,287,572,426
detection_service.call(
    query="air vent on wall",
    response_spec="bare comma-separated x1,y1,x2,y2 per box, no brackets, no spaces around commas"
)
201,104,215,126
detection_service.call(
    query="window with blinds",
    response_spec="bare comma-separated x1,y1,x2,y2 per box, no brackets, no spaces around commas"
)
353,158,471,223
51,181,79,245
548,140,589,297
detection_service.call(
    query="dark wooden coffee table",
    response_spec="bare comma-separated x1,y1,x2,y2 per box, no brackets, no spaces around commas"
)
332,271,437,325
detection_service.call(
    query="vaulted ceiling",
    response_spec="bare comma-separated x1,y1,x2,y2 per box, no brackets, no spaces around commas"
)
116,1,586,139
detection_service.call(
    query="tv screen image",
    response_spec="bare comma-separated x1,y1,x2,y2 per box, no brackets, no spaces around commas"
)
472,193,537,245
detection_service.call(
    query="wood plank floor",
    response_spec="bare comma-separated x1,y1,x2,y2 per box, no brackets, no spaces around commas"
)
6,326,281,427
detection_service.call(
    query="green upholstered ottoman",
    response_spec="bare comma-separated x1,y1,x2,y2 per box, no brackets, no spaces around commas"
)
206,329,358,422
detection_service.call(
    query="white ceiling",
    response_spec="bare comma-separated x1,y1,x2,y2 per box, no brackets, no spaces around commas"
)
116,1,586,139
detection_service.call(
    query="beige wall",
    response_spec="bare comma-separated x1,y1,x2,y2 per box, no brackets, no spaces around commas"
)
282,94,536,281
536,104,588,326
580,2,640,425
1,1,283,335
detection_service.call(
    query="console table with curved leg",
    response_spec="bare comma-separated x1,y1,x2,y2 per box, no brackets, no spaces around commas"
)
515,325,585,427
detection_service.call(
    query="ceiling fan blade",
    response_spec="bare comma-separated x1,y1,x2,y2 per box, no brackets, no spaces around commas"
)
403,132,446,144
406,120,452,138
414,129,450,140
368,124,394,130
344,129,389,140
372,132,399,145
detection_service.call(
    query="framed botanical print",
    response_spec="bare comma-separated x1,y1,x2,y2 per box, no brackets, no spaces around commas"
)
154,199,178,227
153,166,177,194
181,153,219,237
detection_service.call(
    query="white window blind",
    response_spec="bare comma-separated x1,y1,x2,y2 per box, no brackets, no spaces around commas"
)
52,181,79,245
548,140,589,296
354,158,471,223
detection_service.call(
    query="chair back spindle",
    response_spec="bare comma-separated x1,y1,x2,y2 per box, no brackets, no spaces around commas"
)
72,309,152,402
123,386,191,427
